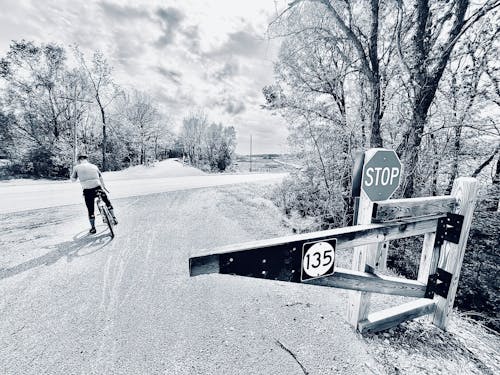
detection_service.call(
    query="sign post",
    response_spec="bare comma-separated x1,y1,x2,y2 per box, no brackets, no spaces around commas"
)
348,148,402,329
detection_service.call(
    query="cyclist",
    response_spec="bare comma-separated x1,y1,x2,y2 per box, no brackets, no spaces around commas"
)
71,154,118,234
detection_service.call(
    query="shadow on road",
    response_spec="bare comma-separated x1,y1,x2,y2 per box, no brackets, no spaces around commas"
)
0,229,113,280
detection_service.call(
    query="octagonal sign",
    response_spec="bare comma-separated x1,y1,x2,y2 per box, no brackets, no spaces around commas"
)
362,149,402,201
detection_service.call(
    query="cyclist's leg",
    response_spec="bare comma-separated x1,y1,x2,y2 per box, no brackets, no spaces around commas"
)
98,189,112,209
83,188,97,232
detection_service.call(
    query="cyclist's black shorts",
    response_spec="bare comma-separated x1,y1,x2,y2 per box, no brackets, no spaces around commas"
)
83,187,113,219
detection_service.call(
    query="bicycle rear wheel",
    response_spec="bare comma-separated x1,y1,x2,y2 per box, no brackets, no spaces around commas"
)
102,206,115,238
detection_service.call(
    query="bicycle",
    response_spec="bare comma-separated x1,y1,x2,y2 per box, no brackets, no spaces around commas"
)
96,190,115,239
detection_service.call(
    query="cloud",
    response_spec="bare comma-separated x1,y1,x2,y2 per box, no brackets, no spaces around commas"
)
180,24,201,53
99,1,150,20
151,86,196,118
155,66,182,85
210,95,246,115
206,27,267,58
155,7,185,46
225,99,246,115
111,36,146,64
213,61,239,80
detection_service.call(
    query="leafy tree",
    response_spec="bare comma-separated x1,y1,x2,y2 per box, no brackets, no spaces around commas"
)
120,90,160,165
180,111,236,171
0,111,15,158
181,110,208,167
395,0,500,197
74,47,119,171
205,123,236,171
0,40,77,176
273,0,398,148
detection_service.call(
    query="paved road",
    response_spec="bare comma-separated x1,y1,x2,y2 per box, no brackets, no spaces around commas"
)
0,173,286,214
0,184,382,375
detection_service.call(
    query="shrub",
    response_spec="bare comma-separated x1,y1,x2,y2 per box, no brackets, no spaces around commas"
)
272,168,352,230
8,147,71,178
457,209,499,331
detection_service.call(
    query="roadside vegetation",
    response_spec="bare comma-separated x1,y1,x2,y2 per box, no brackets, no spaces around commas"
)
0,42,237,178
178,110,237,172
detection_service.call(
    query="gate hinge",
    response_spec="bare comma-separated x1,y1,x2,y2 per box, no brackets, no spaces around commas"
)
425,268,452,299
434,213,464,247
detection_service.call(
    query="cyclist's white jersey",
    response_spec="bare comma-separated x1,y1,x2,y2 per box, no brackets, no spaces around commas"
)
71,162,102,189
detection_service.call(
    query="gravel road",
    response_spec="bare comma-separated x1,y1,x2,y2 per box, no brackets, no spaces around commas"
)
0,183,383,375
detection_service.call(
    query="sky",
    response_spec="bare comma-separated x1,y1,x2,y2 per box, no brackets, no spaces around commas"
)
0,0,290,154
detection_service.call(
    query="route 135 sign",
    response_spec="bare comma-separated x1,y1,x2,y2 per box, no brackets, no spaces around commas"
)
301,238,336,281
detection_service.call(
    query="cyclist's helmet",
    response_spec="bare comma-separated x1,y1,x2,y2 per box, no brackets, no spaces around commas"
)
77,154,88,161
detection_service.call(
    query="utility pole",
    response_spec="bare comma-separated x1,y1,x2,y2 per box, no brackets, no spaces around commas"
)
72,89,78,166
250,135,253,172
58,95,92,165
73,116,78,165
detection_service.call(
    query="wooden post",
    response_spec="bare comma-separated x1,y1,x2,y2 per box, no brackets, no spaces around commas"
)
376,241,388,272
347,149,388,328
417,232,439,284
432,177,478,330
358,299,436,334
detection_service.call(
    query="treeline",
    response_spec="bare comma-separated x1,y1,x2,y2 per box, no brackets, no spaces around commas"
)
265,1,499,329
0,41,236,178
180,110,236,172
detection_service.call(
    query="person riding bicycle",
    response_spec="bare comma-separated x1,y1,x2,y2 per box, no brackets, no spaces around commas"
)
71,154,118,234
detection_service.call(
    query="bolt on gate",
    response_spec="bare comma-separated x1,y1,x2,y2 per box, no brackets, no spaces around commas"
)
188,148,479,333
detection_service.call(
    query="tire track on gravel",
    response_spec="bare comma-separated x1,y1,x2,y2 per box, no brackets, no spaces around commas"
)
94,191,183,374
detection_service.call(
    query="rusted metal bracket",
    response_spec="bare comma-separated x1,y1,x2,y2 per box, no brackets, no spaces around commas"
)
425,268,452,299
434,213,464,246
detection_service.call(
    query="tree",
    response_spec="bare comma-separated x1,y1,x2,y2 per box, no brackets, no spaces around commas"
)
266,2,378,226
60,67,92,165
121,90,161,165
444,21,499,193
490,153,500,210
204,123,236,171
180,110,208,167
0,40,80,176
395,0,500,197
150,119,174,161
0,111,15,158
404,10,500,197
75,48,119,171
179,111,236,171
275,0,400,148
1,41,67,144
265,0,500,331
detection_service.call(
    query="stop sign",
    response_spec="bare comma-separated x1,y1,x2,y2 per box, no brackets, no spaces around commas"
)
361,149,402,201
